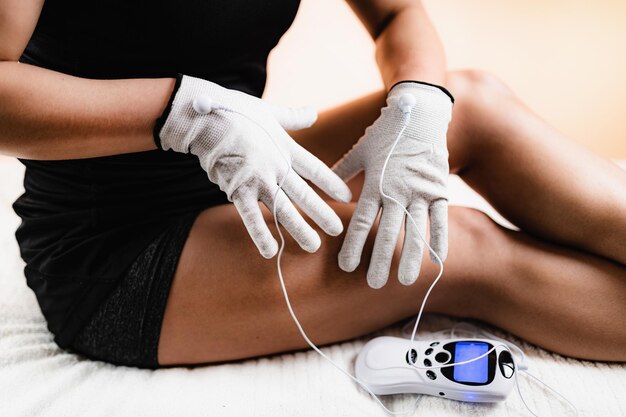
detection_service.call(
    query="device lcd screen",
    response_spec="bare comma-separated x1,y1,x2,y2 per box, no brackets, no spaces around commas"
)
453,342,489,383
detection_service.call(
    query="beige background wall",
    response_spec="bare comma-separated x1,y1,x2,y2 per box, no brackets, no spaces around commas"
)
265,0,626,158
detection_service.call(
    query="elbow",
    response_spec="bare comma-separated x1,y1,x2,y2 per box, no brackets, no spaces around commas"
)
370,2,423,41
0,65,37,159
347,0,421,41
0,45,24,63
370,11,396,40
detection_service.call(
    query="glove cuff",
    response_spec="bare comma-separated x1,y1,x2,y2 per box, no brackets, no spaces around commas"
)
156,75,236,155
154,74,184,150
389,80,454,104
385,80,453,148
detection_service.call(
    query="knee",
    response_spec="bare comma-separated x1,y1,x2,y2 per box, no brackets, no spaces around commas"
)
444,70,521,161
446,70,514,105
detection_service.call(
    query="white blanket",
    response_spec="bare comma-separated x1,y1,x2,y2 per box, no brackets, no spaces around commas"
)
0,156,624,417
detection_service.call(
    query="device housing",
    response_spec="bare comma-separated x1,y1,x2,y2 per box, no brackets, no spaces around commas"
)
355,336,516,402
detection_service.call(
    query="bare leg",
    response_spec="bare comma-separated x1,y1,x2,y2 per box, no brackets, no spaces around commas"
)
448,71,626,265
158,71,626,365
158,203,626,365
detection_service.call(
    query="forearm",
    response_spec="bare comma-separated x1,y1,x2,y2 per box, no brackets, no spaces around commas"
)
0,61,174,160
374,3,447,89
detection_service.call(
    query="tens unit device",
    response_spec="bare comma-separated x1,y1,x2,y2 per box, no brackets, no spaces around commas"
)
355,336,516,402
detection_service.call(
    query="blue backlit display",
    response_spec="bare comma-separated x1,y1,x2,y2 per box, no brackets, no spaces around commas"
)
453,342,489,383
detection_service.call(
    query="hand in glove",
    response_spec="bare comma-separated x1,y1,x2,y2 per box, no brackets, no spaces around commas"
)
332,81,453,288
155,75,352,258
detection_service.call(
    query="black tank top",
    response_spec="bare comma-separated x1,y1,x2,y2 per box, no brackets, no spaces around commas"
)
13,0,301,345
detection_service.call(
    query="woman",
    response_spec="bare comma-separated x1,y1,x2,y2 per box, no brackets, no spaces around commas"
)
1,0,625,370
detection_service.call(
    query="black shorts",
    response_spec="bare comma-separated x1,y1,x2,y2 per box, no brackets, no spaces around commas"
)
67,211,200,369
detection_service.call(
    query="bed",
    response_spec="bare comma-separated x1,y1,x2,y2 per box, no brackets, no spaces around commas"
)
1,155,624,417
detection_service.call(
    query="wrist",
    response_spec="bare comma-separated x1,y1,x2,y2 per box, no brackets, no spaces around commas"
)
153,74,184,150
156,75,230,154
389,80,454,104
385,80,453,149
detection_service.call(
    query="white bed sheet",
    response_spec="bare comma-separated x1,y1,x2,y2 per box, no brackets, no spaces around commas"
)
0,156,624,417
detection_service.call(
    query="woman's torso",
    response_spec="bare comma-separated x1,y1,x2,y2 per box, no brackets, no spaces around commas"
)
13,0,301,340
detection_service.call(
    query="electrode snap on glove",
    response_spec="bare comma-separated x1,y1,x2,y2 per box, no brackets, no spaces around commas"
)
155,75,352,259
333,81,453,288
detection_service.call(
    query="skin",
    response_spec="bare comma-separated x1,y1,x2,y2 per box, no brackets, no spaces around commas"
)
1,0,625,366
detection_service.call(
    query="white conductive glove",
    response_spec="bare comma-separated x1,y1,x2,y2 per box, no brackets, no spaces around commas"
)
333,81,454,288
155,75,352,258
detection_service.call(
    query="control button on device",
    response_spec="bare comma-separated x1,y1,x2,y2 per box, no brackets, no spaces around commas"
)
435,352,451,364
406,349,418,365
498,351,515,379
425,348,433,355
430,342,440,347
423,359,432,367
426,370,437,380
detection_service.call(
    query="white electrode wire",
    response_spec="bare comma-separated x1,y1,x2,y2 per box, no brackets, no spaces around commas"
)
377,113,445,366
519,370,578,416
226,109,422,415
366,109,577,416
226,108,577,417
380,113,576,416
272,188,422,416
515,369,541,417
233,109,544,416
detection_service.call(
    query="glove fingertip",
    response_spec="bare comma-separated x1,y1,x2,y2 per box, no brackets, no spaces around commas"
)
303,233,322,253
303,106,318,127
367,272,387,289
338,251,359,273
325,215,344,237
288,106,318,130
333,183,352,204
259,239,279,259
398,253,423,286
398,271,418,286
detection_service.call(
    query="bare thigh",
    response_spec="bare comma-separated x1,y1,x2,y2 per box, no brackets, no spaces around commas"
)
157,204,489,365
